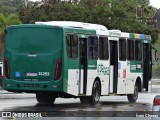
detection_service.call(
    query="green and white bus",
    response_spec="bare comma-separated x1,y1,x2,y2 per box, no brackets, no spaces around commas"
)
3,21,153,105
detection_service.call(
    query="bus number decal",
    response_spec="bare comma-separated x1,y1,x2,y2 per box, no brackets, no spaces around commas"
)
38,72,50,76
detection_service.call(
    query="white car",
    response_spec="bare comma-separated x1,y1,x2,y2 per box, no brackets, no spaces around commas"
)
152,95,160,111
152,95,160,120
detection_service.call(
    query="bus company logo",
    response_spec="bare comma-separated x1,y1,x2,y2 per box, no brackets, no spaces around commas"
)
2,112,42,119
97,64,109,75
2,112,12,118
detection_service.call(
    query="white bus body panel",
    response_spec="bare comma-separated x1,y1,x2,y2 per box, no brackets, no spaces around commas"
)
117,61,127,94
35,21,108,31
126,61,134,94
86,70,97,96
67,69,79,96
79,69,84,94
96,30,109,36
108,37,119,41
109,65,114,93
121,32,130,38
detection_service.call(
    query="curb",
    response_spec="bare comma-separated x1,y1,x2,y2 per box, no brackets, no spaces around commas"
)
0,94,35,99
0,90,35,99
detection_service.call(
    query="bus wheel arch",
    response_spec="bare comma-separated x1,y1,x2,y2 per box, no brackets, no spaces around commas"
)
80,77,101,106
94,77,102,95
89,77,101,105
136,77,142,92
127,77,140,103
36,92,56,105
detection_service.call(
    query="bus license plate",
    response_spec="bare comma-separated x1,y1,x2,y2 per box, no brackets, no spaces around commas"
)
26,72,38,77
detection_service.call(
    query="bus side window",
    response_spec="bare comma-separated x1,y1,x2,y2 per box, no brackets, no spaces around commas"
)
99,37,108,60
88,36,98,60
119,39,126,61
66,34,78,59
135,40,142,61
127,39,134,60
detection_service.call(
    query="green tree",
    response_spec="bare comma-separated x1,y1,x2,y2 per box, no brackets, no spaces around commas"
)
0,0,24,16
0,14,22,31
156,9,160,29
18,0,159,43
6,14,22,26
0,14,6,31
0,13,22,60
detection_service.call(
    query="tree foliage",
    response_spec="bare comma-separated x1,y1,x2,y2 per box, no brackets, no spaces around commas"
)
0,14,6,30
0,13,22,59
18,0,159,43
156,9,160,30
0,14,22,32
0,0,24,59
0,0,23,16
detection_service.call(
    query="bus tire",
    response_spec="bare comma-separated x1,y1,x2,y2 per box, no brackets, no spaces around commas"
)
127,83,138,103
36,92,56,104
80,80,101,105
91,80,101,105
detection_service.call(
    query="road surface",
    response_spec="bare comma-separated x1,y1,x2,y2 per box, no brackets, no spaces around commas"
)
0,93,160,120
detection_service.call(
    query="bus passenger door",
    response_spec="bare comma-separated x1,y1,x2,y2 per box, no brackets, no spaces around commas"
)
109,40,118,93
143,43,152,91
79,38,88,95
118,38,127,94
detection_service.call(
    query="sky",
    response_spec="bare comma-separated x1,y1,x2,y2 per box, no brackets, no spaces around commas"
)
30,0,160,9
150,0,160,9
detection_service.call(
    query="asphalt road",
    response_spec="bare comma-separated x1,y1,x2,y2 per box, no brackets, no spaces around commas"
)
0,93,160,120
0,93,156,111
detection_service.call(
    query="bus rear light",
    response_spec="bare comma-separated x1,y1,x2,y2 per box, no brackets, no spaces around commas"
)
0,75,2,80
54,58,62,80
5,58,10,79
154,98,160,105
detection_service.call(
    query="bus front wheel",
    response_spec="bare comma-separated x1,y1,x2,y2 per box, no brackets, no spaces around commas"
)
80,80,101,105
127,83,138,103
36,92,56,104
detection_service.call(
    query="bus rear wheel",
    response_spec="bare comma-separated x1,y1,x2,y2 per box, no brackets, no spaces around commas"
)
127,83,138,103
80,80,101,105
36,92,56,105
